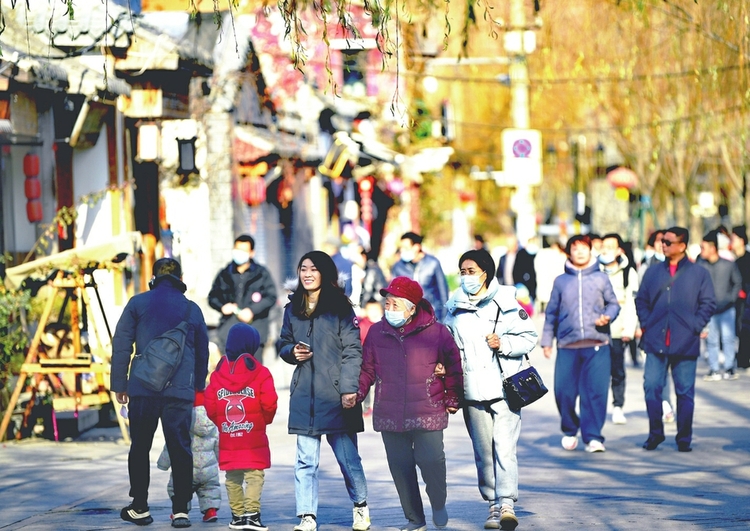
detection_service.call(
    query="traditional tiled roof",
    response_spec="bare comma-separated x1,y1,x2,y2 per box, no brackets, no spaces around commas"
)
26,0,135,51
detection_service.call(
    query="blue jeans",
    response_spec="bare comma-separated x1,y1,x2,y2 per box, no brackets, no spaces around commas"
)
554,346,611,444
706,308,736,372
295,433,367,517
643,353,697,447
463,400,520,508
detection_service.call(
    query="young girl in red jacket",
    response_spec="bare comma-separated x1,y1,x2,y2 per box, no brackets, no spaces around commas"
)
205,324,278,531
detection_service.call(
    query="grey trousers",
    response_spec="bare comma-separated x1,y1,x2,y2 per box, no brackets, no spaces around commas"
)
381,430,446,526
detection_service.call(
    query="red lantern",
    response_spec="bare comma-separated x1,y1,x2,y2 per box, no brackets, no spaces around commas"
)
358,176,374,233
23,152,43,223
24,176,41,199
26,200,43,222
239,175,267,207
606,167,638,190
23,153,40,177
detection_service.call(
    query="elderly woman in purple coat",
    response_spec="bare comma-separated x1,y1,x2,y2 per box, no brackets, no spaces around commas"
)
357,276,463,531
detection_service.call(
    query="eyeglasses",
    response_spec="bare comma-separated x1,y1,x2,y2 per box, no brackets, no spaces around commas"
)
662,239,682,247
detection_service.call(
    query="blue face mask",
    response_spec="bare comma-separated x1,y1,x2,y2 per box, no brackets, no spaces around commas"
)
460,274,484,295
385,310,408,328
232,249,250,265
400,250,415,263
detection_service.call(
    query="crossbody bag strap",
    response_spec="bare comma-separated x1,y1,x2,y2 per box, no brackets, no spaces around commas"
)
491,300,530,379
491,301,507,379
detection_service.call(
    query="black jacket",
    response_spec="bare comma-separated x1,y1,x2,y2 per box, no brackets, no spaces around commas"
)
497,248,537,300
110,279,210,401
208,260,278,345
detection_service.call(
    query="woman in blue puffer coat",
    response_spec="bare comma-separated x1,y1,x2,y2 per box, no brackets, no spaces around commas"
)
541,234,620,454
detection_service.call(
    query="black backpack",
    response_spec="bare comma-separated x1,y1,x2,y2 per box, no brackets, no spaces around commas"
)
130,304,192,392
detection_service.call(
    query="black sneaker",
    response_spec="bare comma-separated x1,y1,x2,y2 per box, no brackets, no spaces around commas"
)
171,512,191,528
244,512,268,531
229,514,246,530
121,504,154,526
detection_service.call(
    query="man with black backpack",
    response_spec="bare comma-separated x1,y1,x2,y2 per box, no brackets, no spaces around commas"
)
111,258,210,528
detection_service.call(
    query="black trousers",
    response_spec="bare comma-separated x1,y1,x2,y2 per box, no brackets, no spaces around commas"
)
737,326,750,369
610,338,627,407
381,430,446,526
128,396,193,513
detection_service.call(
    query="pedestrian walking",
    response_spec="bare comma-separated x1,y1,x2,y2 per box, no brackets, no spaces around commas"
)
698,230,742,380
533,236,567,314
110,258,210,528
277,251,370,531
208,234,278,363
497,235,537,305
444,249,537,530
157,392,221,523
358,276,463,531
733,225,750,371
599,233,639,425
541,235,620,453
391,232,450,321
205,323,278,531
636,227,716,452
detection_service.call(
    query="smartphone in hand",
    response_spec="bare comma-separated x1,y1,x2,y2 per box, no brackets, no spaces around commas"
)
297,341,311,350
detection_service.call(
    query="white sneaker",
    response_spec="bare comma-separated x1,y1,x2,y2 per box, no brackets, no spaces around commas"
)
353,506,371,531
585,440,606,453
612,406,627,425
662,400,675,422
484,505,501,529
294,515,318,531
561,435,578,450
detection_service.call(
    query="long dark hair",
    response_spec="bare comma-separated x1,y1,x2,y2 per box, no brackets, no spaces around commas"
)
289,250,352,317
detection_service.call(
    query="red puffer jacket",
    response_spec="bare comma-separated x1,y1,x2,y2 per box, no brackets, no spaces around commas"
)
357,299,463,432
205,354,278,470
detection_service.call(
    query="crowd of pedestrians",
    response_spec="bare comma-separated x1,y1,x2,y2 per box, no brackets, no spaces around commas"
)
109,223,745,530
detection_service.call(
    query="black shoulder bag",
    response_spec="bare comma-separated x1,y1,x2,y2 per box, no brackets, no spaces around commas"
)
130,303,192,392
492,302,548,412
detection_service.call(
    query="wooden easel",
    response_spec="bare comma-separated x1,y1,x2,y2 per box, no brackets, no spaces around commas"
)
0,271,130,443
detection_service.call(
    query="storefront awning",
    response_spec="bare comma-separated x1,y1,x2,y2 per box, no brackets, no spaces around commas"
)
4,232,142,290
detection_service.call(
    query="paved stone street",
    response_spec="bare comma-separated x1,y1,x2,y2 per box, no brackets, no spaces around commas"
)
2,326,749,531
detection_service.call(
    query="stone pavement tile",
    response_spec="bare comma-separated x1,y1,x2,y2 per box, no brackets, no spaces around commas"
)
1,332,749,530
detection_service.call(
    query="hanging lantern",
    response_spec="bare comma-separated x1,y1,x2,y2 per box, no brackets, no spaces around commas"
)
23,152,43,223
24,153,40,177
358,176,374,234
239,175,267,207
606,167,638,190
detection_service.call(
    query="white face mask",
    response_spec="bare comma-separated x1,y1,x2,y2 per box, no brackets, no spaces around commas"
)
232,249,251,265
654,252,665,262
385,310,408,327
598,252,617,265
